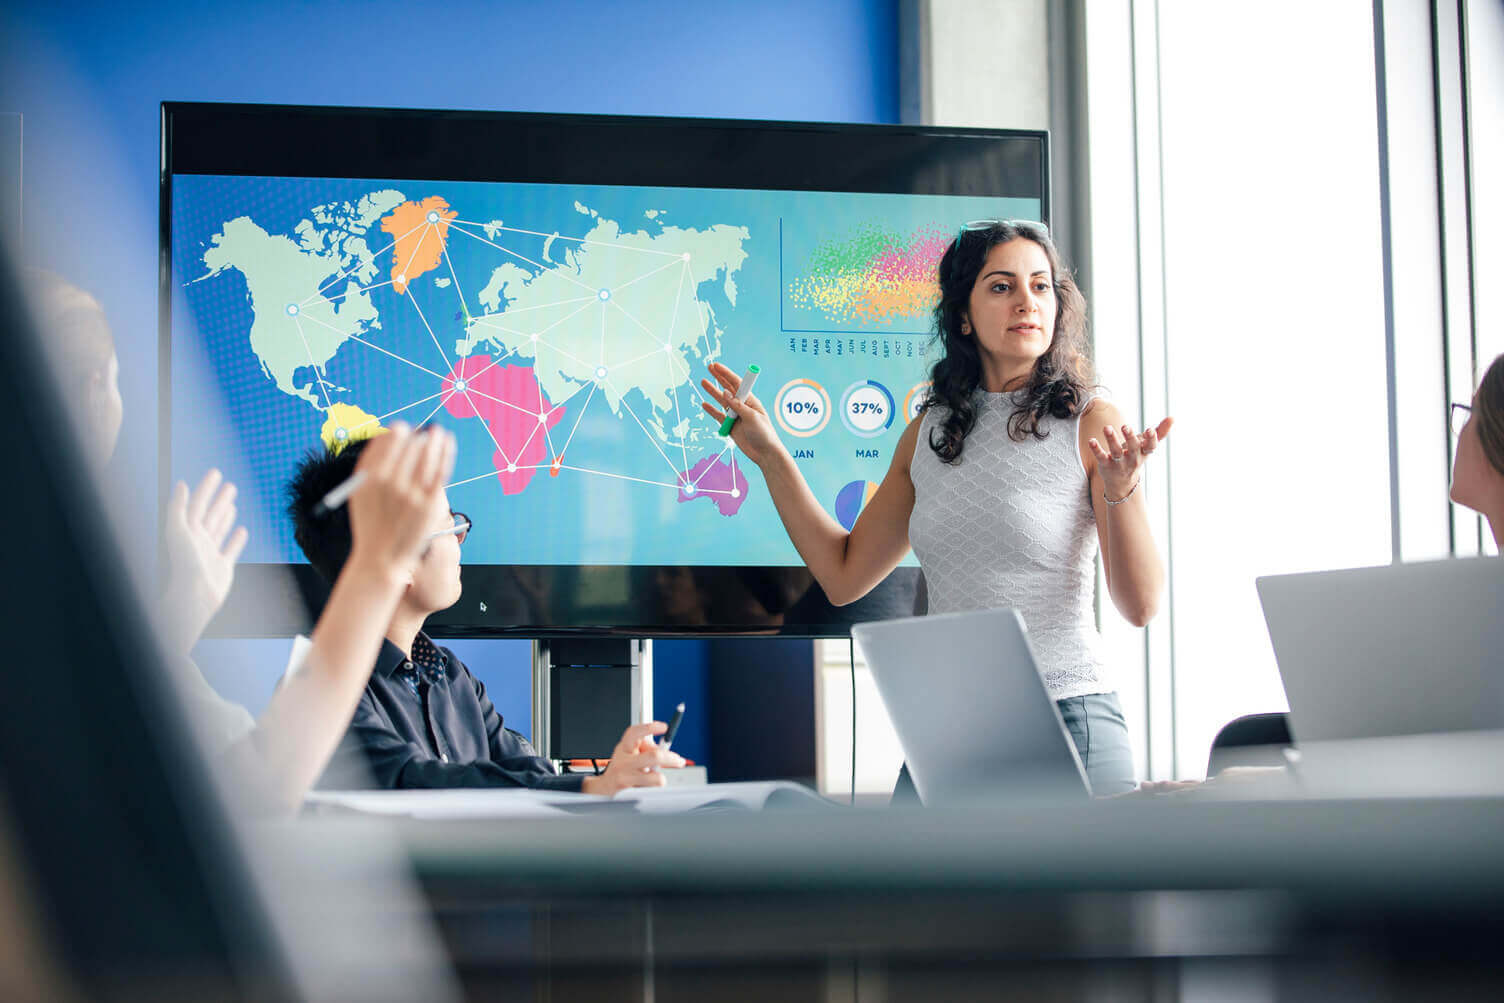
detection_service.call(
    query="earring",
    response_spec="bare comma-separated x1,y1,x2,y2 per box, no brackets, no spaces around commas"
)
961,323,971,336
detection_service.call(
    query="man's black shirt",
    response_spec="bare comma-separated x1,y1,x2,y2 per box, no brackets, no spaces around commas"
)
318,634,584,792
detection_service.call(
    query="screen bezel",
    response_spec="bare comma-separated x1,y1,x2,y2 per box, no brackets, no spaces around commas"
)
160,102,1048,638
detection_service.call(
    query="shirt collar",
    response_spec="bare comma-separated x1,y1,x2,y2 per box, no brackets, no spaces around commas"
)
374,639,410,679
410,633,446,674
374,632,447,679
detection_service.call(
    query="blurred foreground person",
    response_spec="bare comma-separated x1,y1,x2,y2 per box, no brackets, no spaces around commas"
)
35,271,457,810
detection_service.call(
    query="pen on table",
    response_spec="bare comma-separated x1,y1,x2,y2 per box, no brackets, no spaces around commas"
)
718,364,761,436
313,471,366,516
661,702,686,752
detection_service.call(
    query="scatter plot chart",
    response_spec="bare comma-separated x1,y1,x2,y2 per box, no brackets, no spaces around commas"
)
783,222,953,333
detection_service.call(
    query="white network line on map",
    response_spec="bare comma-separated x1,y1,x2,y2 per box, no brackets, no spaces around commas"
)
448,219,685,258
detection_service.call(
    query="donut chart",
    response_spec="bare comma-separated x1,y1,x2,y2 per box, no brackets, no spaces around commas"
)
840,380,896,438
774,378,832,438
903,381,931,422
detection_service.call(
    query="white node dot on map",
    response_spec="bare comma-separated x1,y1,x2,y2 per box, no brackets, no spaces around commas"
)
731,489,740,498
681,252,691,261
334,427,348,441
537,412,547,423
595,366,607,380
396,273,406,284
530,332,539,342
455,380,467,392
685,484,696,495
506,463,516,473
426,211,440,224
598,288,611,301
285,303,299,316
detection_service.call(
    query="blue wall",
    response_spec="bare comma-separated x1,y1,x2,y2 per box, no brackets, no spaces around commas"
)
0,0,897,769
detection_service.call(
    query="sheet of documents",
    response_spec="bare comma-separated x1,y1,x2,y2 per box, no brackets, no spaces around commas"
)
304,788,599,819
305,781,835,819
616,781,833,813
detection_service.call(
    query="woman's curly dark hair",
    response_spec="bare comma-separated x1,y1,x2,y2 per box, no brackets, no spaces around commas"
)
924,221,1096,463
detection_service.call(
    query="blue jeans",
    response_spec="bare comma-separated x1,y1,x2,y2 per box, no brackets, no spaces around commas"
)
890,690,1137,804
1056,692,1136,795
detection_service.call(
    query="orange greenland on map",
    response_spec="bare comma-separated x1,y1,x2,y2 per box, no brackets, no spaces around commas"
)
381,196,458,294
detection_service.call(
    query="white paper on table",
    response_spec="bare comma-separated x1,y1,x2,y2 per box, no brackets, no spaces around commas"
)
615,781,833,813
304,788,600,820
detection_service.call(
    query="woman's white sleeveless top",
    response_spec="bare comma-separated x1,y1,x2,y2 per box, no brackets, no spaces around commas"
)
908,390,1110,700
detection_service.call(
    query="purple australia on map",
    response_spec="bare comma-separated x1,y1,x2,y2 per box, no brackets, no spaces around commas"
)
677,455,749,516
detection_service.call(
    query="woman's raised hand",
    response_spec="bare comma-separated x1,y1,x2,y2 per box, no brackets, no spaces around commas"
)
1088,417,1173,501
700,361,782,467
160,469,250,656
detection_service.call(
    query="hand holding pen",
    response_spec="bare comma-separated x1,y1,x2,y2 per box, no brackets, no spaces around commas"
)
701,361,780,467
580,720,686,797
319,423,457,579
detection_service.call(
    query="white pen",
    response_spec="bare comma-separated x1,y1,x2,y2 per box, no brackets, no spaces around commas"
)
661,702,686,751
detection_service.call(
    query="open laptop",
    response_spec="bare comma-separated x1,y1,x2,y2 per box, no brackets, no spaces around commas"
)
1256,556,1504,743
853,608,1091,805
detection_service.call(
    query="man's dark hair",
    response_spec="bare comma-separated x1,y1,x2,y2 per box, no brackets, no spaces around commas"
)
286,436,375,583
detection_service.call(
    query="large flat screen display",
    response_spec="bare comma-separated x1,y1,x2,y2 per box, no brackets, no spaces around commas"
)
163,103,1047,636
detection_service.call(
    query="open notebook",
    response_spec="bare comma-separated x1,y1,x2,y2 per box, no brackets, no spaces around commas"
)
304,781,833,819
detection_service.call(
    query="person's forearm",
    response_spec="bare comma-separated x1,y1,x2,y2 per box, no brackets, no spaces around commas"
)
1102,491,1164,627
157,579,221,658
758,448,862,602
251,553,407,810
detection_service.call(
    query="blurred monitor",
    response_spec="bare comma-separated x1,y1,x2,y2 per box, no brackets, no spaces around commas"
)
1258,557,1504,742
0,112,19,244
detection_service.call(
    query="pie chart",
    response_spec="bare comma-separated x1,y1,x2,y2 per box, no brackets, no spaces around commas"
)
834,479,880,531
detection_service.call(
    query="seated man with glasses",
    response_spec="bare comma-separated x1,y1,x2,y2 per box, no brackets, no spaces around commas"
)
286,434,684,795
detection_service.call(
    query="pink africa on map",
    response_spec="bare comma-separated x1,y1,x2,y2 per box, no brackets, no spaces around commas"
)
442,357,565,495
677,455,749,516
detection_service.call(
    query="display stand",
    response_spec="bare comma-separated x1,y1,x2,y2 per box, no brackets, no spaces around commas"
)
531,638,653,763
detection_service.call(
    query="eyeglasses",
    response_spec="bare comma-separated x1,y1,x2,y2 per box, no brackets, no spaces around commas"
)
422,511,471,557
1449,402,1472,439
961,218,1049,235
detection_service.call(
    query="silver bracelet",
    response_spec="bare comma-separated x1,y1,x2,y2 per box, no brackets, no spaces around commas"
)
1104,479,1139,506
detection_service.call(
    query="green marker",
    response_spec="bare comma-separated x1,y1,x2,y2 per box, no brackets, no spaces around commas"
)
718,363,761,436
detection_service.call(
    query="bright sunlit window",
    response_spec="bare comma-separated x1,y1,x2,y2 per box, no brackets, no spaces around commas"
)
1156,2,1393,774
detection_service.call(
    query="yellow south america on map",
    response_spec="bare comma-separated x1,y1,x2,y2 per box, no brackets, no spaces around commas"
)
320,402,384,453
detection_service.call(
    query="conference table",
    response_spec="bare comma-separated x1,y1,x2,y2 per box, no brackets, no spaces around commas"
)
291,776,1504,1000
